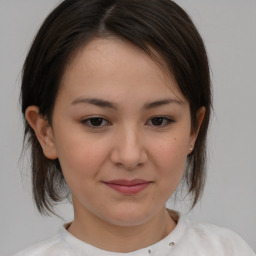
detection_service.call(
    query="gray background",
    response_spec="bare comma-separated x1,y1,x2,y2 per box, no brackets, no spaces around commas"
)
0,0,255,255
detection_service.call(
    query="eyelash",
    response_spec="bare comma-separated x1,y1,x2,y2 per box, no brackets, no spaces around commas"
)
146,116,174,127
81,117,111,128
81,116,174,128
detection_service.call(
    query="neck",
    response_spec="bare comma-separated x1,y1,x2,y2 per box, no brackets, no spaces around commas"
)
67,207,177,253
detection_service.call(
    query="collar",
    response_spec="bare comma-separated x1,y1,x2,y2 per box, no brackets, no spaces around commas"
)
59,213,187,256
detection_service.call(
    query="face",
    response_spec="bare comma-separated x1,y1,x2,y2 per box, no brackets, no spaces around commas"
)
42,38,198,226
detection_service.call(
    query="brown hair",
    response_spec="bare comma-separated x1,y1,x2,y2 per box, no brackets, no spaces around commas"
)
21,0,211,215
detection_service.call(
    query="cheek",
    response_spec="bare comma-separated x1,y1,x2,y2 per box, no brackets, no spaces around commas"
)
153,135,189,168
54,134,109,186
151,135,189,191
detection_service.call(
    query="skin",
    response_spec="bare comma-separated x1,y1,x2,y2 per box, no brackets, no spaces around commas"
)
26,37,205,252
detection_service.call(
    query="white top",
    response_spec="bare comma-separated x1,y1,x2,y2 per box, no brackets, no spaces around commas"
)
14,217,255,256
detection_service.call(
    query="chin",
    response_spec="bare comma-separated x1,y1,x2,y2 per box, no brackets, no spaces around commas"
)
100,205,159,227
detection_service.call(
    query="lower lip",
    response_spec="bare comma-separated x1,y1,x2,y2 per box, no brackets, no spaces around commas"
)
104,182,150,194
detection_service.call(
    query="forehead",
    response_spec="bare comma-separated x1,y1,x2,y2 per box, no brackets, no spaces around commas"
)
59,37,186,103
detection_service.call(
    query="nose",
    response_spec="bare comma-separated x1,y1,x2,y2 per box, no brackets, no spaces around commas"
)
110,126,148,170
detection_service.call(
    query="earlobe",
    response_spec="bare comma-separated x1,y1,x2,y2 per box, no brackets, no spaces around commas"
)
25,106,58,160
188,107,206,153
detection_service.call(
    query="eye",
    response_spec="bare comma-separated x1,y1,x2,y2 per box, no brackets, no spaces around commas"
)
81,117,110,127
146,116,174,127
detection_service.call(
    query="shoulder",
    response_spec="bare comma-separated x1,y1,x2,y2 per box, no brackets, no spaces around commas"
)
176,217,255,255
12,233,69,256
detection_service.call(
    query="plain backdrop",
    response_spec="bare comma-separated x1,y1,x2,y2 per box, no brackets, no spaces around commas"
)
0,0,255,255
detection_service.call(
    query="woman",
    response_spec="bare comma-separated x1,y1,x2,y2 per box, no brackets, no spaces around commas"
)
14,0,255,255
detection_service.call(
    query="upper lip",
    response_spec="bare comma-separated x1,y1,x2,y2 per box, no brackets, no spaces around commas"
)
103,179,151,186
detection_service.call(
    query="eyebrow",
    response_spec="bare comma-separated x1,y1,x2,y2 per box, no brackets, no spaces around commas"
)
71,97,117,109
71,97,183,109
143,98,184,109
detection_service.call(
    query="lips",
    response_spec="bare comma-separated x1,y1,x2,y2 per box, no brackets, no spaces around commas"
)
103,179,151,194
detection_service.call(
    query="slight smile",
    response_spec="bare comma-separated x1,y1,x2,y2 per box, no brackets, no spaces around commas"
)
103,179,152,194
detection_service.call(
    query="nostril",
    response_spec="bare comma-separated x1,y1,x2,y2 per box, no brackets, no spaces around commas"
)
109,133,148,169
110,151,147,170
115,161,144,171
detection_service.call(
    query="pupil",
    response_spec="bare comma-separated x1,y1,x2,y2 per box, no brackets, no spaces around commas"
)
152,117,163,126
91,118,103,126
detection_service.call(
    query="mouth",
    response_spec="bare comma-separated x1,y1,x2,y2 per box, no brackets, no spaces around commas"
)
102,179,152,194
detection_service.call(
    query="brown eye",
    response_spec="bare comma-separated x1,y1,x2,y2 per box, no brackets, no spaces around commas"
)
82,117,109,127
147,117,174,127
151,117,164,126
89,118,104,126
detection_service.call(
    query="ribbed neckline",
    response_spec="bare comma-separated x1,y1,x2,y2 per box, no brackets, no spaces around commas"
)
59,215,188,256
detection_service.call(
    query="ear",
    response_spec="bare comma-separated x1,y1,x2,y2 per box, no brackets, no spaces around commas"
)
188,107,206,154
25,106,58,160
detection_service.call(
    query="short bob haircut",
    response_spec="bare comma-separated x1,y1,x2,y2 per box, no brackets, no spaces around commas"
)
21,0,211,215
